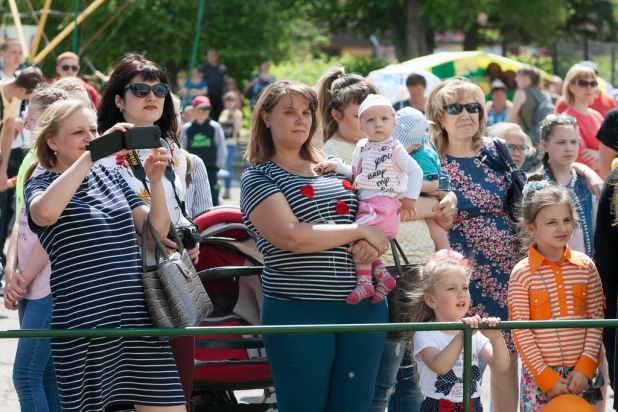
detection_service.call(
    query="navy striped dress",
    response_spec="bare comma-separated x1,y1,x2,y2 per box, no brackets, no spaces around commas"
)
24,165,185,411
240,161,359,301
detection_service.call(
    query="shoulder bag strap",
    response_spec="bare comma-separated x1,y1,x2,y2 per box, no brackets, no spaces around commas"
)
492,138,517,174
141,214,185,271
126,150,196,226
389,238,410,278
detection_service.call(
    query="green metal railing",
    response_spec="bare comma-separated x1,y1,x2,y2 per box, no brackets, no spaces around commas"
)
0,319,613,411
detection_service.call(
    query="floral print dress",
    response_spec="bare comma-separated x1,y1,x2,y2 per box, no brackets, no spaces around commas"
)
442,138,519,351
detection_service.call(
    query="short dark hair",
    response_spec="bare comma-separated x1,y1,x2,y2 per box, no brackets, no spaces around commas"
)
97,53,178,145
15,67,44,93
406,74,427,88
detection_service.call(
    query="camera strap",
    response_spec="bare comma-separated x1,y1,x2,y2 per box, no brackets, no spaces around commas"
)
125,150,196,227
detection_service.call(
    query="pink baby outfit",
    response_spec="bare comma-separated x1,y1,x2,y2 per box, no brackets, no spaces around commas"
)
337,136,422,238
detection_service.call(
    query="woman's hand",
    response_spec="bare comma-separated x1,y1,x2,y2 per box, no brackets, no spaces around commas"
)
349,240,381,263
313,160,339,174
160,236,200,264
546,379,571,400
565,370,590,395
144,148,169,182
360,225,389,256
3,272,26,310
103,122,134,136
428,191,457,229
582,149,601,172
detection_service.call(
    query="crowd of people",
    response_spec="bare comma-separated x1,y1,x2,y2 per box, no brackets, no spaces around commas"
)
1,36,618,412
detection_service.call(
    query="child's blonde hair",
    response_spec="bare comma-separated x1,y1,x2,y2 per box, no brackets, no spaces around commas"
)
408,251,471,324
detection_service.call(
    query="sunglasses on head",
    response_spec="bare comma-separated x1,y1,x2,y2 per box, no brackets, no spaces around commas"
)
124,83,170,98
443,103,481,115
574,79,598,88
545,114,577,124
61,65,78,72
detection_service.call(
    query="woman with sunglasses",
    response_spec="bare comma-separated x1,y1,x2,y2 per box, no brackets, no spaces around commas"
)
426,78,520,411
556,64,604,175
98,53,200,410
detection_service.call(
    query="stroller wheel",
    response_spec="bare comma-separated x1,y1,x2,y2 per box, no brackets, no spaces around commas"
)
191,390,238,411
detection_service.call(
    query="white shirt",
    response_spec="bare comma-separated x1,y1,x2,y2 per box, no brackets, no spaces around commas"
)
413,330,489,401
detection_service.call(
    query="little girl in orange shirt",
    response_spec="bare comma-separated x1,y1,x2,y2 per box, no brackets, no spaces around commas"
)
508,180,604,411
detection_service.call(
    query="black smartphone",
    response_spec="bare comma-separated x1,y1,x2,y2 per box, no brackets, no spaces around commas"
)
87,130,123,161
123,126,162,150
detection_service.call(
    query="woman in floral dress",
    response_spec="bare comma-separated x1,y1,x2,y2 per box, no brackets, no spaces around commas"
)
426,78,520,411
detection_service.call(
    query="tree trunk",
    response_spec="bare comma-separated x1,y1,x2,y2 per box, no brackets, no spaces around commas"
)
398,0,430,61
463,23,480,51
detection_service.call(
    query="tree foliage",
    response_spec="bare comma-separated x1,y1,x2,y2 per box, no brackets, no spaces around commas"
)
18,0,313,87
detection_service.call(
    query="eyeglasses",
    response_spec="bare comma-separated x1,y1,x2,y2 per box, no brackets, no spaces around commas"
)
443,103,481,115
545,114,577,124
124,83,170,98
507,144,530,154
61,65,78,72
195,107,211,113
574,79,598,88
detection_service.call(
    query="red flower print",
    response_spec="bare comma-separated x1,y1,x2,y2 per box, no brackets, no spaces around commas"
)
299,184,315,199
116,155,129,168
335,200,350,215
341,179,354,191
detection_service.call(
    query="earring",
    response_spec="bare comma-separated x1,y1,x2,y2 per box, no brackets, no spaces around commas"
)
266,123,270,128
54,151,57,156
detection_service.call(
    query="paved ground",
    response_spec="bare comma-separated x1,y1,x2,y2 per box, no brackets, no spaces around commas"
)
0,186,614,410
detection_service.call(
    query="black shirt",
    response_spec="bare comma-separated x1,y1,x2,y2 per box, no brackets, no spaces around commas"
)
199,63,228,97
596,107,618,149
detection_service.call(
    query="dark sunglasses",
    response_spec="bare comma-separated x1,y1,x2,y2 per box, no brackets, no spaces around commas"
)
124,83,170,98
443,103,481,115
195,107,211,113
574,79,598,88
545,114,577,124
61,65,78,72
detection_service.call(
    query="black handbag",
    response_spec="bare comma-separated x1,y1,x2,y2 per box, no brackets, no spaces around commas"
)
491,138,527,221
385,239,423,342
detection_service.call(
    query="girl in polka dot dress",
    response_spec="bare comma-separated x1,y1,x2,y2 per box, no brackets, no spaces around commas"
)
409,250,510,411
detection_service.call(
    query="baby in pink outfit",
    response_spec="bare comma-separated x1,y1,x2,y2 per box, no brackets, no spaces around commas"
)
316,94,422,304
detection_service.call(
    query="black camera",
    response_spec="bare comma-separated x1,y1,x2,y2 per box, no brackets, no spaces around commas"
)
87,126,162,161
170,225,201,250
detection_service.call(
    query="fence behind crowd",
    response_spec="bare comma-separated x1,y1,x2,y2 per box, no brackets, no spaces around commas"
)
2,266,616,412
554,39,618,86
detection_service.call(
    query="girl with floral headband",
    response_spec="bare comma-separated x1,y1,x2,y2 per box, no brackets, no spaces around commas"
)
408,249,510,412
508,179,604,410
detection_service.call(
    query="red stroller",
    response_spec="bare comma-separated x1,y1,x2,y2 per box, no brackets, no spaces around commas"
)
191,206,275,412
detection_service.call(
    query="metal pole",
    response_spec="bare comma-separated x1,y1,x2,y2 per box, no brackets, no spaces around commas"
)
72,0,79,52
187,0,206,100
611,43,616,86
33,0,107,64
27,0,53,64
463,329,472,412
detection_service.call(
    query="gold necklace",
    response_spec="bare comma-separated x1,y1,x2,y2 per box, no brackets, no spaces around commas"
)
273,159,317,176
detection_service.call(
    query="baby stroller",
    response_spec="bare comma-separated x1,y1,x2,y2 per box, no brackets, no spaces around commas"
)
191,206,275,412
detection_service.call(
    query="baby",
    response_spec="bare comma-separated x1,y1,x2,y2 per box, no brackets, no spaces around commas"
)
392,107,449,250
316,94,423,304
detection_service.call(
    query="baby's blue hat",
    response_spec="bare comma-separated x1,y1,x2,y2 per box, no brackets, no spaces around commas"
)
392,107,431,149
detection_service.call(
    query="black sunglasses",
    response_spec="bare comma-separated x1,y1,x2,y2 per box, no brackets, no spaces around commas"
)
574,79,598,88
124,83,170,98
443,103,481,115
61,65,78,72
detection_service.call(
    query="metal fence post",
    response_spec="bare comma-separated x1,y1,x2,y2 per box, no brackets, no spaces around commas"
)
463,328,472,412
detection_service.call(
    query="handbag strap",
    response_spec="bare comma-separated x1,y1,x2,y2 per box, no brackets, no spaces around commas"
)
141,214,185,271
492,137,519,174
389,238,410,278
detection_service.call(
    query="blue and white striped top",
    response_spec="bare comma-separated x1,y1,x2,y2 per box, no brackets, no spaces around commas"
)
24,164,184,411
240,161,359,301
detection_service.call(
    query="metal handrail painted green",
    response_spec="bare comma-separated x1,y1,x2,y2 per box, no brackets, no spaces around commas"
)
1,319,613,412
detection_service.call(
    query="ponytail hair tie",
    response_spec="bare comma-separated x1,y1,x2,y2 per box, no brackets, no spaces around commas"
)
429,249,468,268
522,180,552,197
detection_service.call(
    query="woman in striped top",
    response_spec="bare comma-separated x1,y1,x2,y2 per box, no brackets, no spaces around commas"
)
240,80,390,411
24,99,185,411
508,180,604,410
